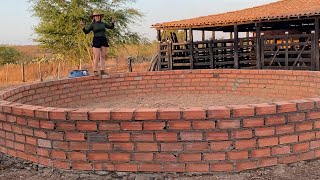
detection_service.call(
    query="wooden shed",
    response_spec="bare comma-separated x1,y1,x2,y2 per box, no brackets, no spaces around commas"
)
151,0,320,71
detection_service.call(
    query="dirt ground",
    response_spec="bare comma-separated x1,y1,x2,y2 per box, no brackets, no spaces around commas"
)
1,153,320,180
64,93,292,109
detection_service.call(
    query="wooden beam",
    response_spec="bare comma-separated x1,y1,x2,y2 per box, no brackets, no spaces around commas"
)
234,24,239,69
285,32,289,69
255,23,261,69
212,31,216,40
157,30,161,41
185,29,188,42
189,28,194,69
202,30,205,41
315,17,320,71
229,32,233,39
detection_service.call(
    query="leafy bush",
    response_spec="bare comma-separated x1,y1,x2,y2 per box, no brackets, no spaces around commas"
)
0,46,21,65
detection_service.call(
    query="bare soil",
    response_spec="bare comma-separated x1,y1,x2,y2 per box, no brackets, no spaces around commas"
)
1,153,320,180
64,93,292,109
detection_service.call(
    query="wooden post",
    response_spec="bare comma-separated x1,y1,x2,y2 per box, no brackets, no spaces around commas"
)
285,32,289,69
157,30,161,41
255,23,261,69
189,27,194,69
5,63,8,84
311,31,316,71
246,32,250,38
157,42,161,71
21,63,25,82
230,32,233,39
209,40,214,69
261,34,265,69
212,31,216,40
315,17,320,71
168,41,173,70
58,62,61,79
202,30,205,41
79,58,82,70
234,24,239,69
185,29,188,42
38,61,43,82
128,57,133,72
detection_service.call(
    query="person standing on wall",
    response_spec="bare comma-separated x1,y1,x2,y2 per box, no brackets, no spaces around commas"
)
80,11,115,76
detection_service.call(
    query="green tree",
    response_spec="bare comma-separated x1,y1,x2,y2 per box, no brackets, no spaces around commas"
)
29,0,143,62
0,46,21,65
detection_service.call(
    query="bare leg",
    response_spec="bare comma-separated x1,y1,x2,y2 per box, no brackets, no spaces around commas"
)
100,46,107,74
93,47,101,75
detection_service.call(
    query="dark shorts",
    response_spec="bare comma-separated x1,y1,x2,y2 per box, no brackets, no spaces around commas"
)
92,36,109,48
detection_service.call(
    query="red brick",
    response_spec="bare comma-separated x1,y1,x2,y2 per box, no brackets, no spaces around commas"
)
47,132,63,140
207,106,230,119
258,137,278,147
112,143,133,151
135,108,157,120
278,155,297,164
258,157,277,167
35,107,53,119
180,132,203,141
295,100,315,110
91,143,112,151
296,122,313,131
254,104,276,115
72,162,92,171
156,132,177,142
136,143,158,152
279,135,298,144
161,143,183,151
40,121,55,130
265,115,285,125
231,105,255,117
132,153,154,161
211,163,233,172
51,150,66,159
108,133,130,142
88,108,111,120
144,122,165,130
68,109,88,120
206,132,229,141
235,139,256,149
77,122,97,131
158,108,181,120
183,107,206,120
168,121,191,130
115,163,138,172
132,133,153,142
15,134,25,143
54,160,70,169
311,140,320,149
228,151,248,160
120,122,142,131
53,141,69,150
16,117,27,125
293,142,310,153
272,146,291,155
255,127,275,137
111,108,135,121
185,142,209,152
155,153,176,162
88,153,109,161
288,113,305,122
49,109,67,120
65,132,85,141
7,115,17,123
217,119,241,129
28,119,39,128
299,132,316,142
38,139,52,148
192,121,215,129
110,153,130,161
251,148,271,158
297,151,315,161
139,163,162,172
94,163,115,171
307,111,320,120
236,161,257,171
275,102,297,113
26,136,37,145
186,163,209,172
15,142,25,151
204,152,225,161
56,122,75,130
210,141,232,151
162,164,185,172
34,130,46,138
232,130,252,139
99,123,120,131
276,125,294,135
70,142,89,150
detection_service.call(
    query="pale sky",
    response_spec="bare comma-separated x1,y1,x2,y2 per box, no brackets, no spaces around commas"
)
0,0,277,45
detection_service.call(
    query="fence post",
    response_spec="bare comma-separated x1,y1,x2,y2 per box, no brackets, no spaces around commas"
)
38,61,43,81
21,63,25,82
128,57,133,72
58,62,61,79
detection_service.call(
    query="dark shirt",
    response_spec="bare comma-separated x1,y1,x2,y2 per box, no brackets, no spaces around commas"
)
83,21,114,37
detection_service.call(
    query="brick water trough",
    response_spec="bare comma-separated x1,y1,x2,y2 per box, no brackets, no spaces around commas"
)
1,69,320,173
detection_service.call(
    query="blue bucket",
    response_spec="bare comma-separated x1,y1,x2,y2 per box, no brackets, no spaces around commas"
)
68,70,90,78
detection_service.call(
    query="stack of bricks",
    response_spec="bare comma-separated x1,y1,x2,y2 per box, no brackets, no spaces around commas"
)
0,69,320,173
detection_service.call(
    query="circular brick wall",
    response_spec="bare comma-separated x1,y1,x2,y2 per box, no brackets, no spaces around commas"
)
0,69,320,173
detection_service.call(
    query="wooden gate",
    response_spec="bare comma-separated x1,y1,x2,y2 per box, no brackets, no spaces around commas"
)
261,34,314,70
